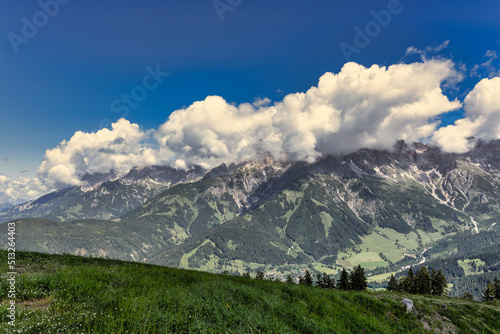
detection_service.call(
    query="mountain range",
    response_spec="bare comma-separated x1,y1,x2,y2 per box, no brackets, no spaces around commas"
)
1,139,500,299
0,165,206,223
0,202,13,212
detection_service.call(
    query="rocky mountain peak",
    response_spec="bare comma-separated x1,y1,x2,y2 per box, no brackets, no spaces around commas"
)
80,170,119,191
122,165,206,185
464,139,500,171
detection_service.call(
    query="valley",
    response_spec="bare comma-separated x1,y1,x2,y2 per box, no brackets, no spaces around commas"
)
1,139,500,300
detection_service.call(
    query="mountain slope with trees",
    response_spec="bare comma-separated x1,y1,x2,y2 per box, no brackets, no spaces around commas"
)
1,140,500,283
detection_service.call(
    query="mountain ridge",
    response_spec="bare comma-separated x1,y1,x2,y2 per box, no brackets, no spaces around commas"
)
0,165,207,224
1,139,499,296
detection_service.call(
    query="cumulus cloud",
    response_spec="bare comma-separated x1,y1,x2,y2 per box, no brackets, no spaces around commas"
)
432,77,500,152
404,41,465,90
155,96,280,168
37,119,169,189
156,59,462,166
0,58,481,203
0,175,48,204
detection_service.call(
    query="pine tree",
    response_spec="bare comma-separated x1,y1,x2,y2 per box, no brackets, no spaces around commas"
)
430,267,437,295
349,271,355,290
304,270,313,286
431,269,447,296
415,267,431,295
482,281,495,301
316,273,324,288
242,272,251,278
323,272,335,289
387,274,399,292
350,265,367,291
358,265,367,291
286,275,294,284
407,267,416,294
494,276,500,299
256,271,265,280
398,276,408,293
338,268,350,291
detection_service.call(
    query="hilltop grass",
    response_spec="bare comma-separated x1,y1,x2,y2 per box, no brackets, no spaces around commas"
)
1,251,499,333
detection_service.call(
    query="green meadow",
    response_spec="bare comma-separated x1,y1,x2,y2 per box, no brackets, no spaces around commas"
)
1,250,499,333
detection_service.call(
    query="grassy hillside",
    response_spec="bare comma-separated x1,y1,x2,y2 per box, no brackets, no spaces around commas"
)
1,251,499,333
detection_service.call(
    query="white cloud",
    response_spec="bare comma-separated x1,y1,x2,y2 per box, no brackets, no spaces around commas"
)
432,76,500,152
252,97,272,108
0,58,485,204
155,96,279,168
471,50,499,78
156,59,462,165
0,175,48,204
405,41,450,60
37,119,169,189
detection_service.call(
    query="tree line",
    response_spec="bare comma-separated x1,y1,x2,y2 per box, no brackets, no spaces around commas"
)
245,265,500,302
250,265,368,291
386,267,447,295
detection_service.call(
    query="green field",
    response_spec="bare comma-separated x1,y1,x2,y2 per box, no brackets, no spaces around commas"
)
376,228,421,253
338,251,389,269
337,227,419,268
458,258,487,276
367,272,393,283
1,250,499,333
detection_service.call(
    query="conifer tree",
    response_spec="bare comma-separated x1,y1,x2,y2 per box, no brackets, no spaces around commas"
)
430,267,437,294
396,266,448,296
358,265,367,291
256,271,265,280
494,276,500,299
350,265,367,291
415,267,431,295
316,273,324,288
431,269,447,296
387,274,399,292
304,270,313,286
338,268,350,291
286,274,294,284
439,271,448,295
323,272,335,289
482,281,495,301
398,276,408,293
407,267,416,293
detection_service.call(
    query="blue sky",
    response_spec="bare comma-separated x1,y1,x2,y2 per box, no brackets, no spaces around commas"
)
0,0,499,203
